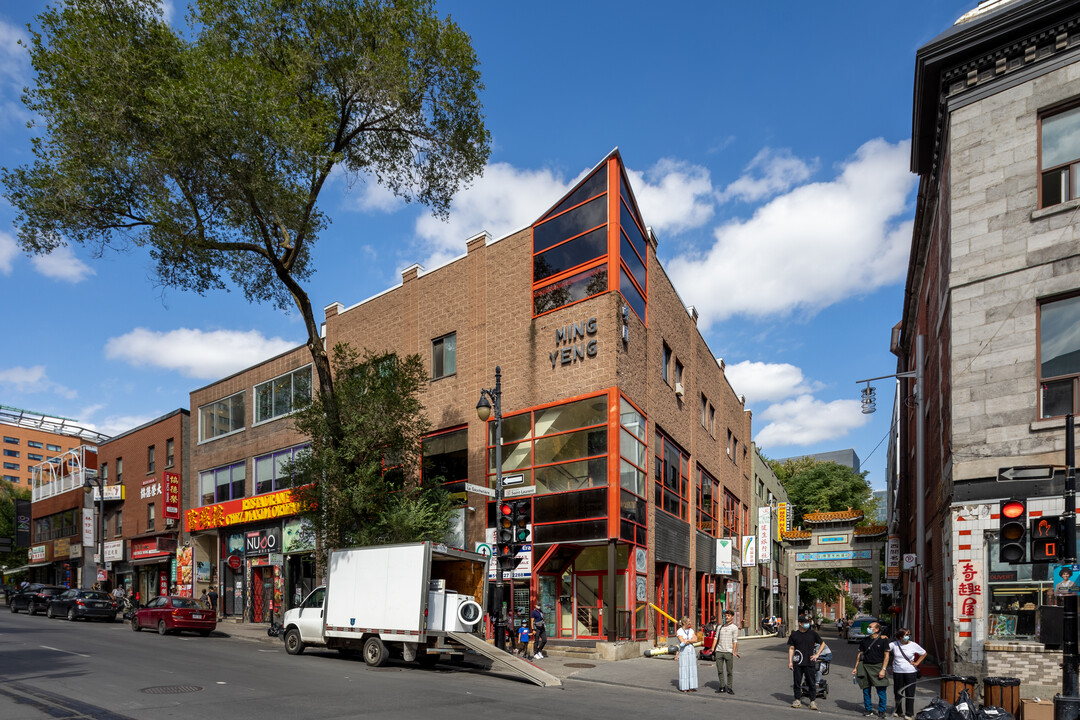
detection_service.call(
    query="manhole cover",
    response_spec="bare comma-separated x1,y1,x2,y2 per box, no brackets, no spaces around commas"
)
564,662,595,668
140,686,203,695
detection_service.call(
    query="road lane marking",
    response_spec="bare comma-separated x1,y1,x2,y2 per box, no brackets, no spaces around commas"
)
40,645,90,657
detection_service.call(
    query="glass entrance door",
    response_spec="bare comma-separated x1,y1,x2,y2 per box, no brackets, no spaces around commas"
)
575,574,602,638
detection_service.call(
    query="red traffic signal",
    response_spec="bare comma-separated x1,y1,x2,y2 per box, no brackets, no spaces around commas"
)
999,499,1027,564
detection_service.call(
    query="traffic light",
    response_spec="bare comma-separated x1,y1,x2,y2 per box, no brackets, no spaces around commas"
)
508,499,531,553
497,502,515,545
999,499,1027,564
1031,515,1063,562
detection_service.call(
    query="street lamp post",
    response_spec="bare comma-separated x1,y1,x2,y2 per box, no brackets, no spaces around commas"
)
476,366,506,651
83,476,104,588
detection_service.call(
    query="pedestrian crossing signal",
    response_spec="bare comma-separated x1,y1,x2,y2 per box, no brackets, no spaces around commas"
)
1031,515,1063,562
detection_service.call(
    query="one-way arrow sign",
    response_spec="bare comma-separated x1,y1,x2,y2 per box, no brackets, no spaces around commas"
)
997,465,1063,482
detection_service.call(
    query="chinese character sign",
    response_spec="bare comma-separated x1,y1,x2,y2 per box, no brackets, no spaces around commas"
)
163,472,181,520
957,561,981,619
886,535,900,579
758,506,771,562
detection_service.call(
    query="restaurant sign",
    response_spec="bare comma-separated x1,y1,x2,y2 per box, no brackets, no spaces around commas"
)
185,488,303,532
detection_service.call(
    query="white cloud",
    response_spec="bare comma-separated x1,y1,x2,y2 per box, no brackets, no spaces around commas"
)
105,328,299,379
724,360,823,404
626,159,715,235
0,231,17,273
667,138,916,327
413,162,571,268
0,365,77,399
754,395,870,448
87,413,160,438
0,19,28,87
718,147,816,203
30,245,96,282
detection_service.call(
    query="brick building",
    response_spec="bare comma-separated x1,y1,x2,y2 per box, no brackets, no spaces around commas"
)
896,0,1080,694
96,409,189,601
186,346,313,621
184,150,755,641
6,405,108,588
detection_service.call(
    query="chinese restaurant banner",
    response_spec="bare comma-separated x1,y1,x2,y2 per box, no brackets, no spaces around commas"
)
185,488,303,532
163,472,181,520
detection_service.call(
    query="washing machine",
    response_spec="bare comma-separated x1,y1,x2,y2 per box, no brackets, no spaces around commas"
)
427,590,447,631
444,592,483,632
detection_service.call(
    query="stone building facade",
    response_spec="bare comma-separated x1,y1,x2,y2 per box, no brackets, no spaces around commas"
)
896,0,1080,692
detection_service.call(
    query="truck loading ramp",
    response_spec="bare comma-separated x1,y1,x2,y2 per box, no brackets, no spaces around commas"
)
447,631,562,687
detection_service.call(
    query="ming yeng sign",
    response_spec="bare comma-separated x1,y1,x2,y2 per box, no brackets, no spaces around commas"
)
185,488,303,532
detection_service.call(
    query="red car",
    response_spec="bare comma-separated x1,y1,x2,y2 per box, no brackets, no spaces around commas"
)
131,595,216,636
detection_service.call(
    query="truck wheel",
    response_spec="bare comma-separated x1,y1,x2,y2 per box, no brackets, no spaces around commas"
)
363,637,388,667
284,628,306,656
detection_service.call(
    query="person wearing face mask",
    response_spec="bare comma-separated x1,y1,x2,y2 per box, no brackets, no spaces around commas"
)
853,621,891,718
886,628,925,720
787,615,825,710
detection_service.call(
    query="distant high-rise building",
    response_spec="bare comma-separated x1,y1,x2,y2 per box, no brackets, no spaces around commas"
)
776,448,860,474
871,490,887,524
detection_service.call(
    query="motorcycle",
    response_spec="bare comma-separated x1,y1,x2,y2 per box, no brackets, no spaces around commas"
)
119,596,138,621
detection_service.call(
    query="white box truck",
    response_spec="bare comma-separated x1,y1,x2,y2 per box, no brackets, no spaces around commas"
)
281,542,487,667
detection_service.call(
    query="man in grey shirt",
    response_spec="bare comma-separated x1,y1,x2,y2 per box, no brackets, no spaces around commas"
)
714,609,740,694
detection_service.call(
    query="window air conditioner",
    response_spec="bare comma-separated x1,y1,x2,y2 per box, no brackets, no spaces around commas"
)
675,382,685,398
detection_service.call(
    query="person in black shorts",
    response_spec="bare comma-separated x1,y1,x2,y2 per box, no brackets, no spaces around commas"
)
787,615,825,710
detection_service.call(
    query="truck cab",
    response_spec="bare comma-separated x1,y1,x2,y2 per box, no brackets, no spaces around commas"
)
283,586,326,653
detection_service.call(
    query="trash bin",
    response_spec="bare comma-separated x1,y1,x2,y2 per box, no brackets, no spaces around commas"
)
941,675,977,704
984,677,1020,718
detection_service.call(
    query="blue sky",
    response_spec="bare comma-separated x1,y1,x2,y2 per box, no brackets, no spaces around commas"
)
0,1,975,490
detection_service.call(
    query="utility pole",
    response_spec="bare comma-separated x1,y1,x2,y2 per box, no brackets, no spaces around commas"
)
1058,414,1079,720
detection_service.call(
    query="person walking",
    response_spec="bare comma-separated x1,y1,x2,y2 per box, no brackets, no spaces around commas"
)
207,585,219,614
530,602,547,660
675,616,698,692
853,620,891,718
714,609,740,694
787,615,824,710
887,628,925,720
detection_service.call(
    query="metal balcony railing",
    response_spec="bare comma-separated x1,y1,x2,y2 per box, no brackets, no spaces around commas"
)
31,445,99,502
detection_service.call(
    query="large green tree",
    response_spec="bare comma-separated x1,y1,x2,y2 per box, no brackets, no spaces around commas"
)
287,345,453,561
0,485,30,578
3,0,490,446
769,459,878,526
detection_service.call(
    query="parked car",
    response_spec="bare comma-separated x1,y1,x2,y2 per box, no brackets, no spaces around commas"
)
9,584,67,615
131,595,216,636
46,589,117,622
847,616,878,643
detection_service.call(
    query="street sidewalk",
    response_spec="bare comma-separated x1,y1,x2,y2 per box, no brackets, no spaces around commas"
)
219,622,940,714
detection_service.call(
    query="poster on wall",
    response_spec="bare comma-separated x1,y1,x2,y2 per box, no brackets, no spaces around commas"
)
757,506,771,562
1053,564,1080,596
715,538,733,575
741,535,756,566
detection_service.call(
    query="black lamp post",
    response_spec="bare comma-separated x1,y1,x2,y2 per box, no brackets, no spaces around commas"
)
83,476,104,588
476,366,506,651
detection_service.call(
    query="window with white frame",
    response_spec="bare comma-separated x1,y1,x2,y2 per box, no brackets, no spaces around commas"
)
1040,104,1080,208
255,366,312,424
166,438,174,467
254,444,309,496
199,461,246,505
199,391,246,441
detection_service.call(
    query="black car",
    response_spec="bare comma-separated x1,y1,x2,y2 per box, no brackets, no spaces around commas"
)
9,584,68,615
46,589,117,622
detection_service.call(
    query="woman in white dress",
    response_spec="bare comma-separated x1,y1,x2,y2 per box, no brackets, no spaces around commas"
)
675,616,698,692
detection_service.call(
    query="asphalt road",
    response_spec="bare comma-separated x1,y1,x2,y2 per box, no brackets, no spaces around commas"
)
0,610,928,720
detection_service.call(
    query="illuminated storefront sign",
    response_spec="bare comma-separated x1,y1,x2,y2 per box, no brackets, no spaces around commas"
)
185,488,303,532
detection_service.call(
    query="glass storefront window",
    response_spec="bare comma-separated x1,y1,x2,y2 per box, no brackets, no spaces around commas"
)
535,396,607,434
534,459,603,493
